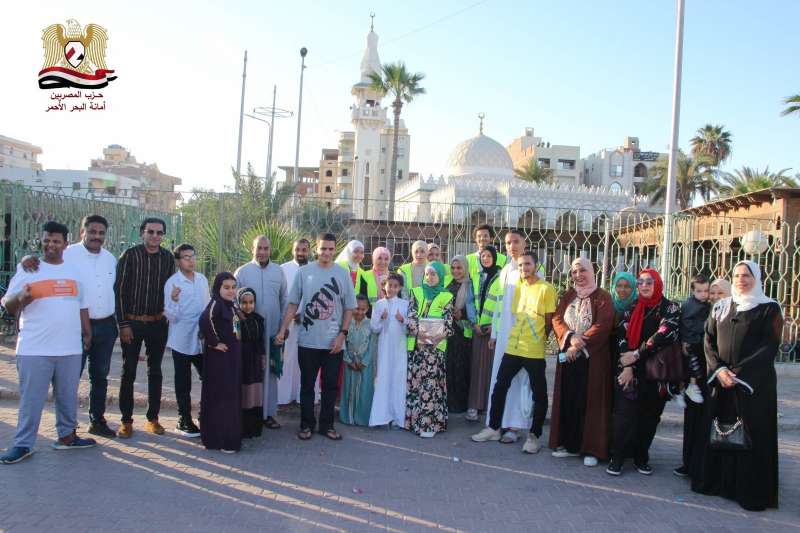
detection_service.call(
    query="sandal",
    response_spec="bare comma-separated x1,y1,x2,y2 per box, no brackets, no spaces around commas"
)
322,428,342,441
297,428,312,440
264,417,282,430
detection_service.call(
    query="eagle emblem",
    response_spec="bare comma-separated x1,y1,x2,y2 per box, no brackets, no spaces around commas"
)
38,19,117,89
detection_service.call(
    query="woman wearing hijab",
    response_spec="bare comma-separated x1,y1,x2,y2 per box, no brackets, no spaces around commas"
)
397,240,428,298
199,272,242,453
236,287,266,439
466,245,502,422
336,240,366,290
361,247,392,307
405,261,455,437
708,278,731,305
607,268,680,476
691,261,782,511
611,272,638,321
445,255,477,413
549,258,615,467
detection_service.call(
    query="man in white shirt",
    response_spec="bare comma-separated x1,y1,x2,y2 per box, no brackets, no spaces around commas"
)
164,243,209,437
1,221,95,465
278,238,310,405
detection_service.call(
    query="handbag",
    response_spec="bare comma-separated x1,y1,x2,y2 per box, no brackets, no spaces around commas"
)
644,342,685,382
708,384,752,451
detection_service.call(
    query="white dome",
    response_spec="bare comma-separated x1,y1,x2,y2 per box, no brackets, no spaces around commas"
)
445,133,514,178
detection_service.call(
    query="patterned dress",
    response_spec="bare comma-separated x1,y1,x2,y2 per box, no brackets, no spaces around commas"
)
405,297,455,435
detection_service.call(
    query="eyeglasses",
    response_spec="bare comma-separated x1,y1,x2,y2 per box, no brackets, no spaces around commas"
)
145,230,165,236
637,279,654,286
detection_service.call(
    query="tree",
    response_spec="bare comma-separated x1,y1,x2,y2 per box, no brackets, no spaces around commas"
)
514,158,553,184
689,124,732,167
368,62,425,221
643,151,717,210
718,166,796,196
780,94,800,117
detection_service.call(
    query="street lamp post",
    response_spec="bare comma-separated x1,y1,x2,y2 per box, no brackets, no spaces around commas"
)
235,50,248,192
248,86,293,184
292,47,308,186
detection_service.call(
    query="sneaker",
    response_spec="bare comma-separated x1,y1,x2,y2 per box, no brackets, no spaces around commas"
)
1,447,33,464
635,463,653,475
88,421,117,439
419,431,435,438
176,418,201,438
583,455,598,467
606,460,623,476
465,409,479,422
673,392,687,409
500,430,519,444
220,449,237,454
117,422,133,439
471,427,502,442
522,434,540,454
144,419,165,436
685,383,704,404
52,434,96,450
552,447,580,458
673,465,689,478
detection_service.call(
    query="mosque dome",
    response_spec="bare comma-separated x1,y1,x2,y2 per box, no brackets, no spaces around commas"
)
445,133,515,178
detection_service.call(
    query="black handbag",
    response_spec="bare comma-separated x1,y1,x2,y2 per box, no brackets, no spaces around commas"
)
708,384,752,452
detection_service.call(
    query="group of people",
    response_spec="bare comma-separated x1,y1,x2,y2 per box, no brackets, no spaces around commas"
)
0,219,782,512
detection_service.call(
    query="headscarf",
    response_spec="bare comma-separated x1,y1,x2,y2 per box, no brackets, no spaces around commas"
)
571,257,597,299
208,272,238,336
478,245,499,312
714,260,777,321
449,255,470,310
612,271,638,313
335,240,364,271
236,287,265,343
709,278,732,319
411,240,428,264
371,246,391,274
422,261,447,301
626,268,663,349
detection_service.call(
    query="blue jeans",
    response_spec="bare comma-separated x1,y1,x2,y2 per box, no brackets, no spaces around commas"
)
81,316,118,424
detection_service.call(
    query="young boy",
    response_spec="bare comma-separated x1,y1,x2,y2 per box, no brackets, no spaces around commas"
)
339,295,377,426
472,251,557,454
679,274,710,405
163,243,210,437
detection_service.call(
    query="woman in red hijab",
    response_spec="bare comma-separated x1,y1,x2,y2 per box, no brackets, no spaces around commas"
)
606,268,681,477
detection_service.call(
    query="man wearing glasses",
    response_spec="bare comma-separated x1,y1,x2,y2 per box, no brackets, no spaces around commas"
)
115,217,175,438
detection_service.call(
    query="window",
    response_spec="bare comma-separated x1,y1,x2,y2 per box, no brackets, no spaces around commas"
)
72,181,81,190
105,186,117,195
326,202,332,208
557,159,576,170
398,169,403,179
538,158,550,168
380,168,385,174
610,182,623,193
324,185,332,193
381,147,386,153
341,168,348,177
325,170,332,177
634,163,648,178
610,164,623,177
366,162,370,174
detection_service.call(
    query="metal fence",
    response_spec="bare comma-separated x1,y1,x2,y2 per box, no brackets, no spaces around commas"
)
2,184,798,361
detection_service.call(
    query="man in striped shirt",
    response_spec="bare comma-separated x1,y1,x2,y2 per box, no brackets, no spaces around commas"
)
114,217,175,438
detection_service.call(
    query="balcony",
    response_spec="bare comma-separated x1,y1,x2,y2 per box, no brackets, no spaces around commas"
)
337,175,352,185
351,108,384,122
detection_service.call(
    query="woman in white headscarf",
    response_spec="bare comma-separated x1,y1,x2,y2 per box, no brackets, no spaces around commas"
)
692,260,782,511
335,240,366,290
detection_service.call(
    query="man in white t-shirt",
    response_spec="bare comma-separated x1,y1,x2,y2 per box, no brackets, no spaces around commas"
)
0,221,95,465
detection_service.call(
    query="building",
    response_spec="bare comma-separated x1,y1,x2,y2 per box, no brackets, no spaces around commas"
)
279,166,319,198
318,148,339,204
0,135,43,171
582,137,663,196
506,127,581,187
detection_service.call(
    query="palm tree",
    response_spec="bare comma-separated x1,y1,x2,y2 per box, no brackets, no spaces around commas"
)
781,94,800,117
368,62,425,221
514,158,553,184
643,151,718,210
689,124,732,167
718,166,795,196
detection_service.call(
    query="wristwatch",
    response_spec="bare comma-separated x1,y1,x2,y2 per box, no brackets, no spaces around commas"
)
339,329,349,337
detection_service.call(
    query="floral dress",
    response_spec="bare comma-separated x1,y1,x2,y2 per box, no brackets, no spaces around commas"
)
404,297,455,435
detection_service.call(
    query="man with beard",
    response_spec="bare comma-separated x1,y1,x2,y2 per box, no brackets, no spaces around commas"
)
276,233,356,442
277,239,310,405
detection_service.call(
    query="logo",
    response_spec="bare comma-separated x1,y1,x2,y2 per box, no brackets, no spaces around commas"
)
38,19,117,89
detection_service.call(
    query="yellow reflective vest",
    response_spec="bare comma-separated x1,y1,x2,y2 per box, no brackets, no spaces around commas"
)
407,286,453,353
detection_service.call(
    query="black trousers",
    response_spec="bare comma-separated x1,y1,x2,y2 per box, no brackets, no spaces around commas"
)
488,354,548,437
611,378,667,465
119,319,168,423
299,346,343,433
173,350,203,420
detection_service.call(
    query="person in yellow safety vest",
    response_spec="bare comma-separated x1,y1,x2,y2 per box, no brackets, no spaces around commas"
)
445,255,478,413
335,240,366,293
427,243,452,286
405,261,454,438
466,224,507,300
397,240,428,299
466,245,503,421
360,246,392,309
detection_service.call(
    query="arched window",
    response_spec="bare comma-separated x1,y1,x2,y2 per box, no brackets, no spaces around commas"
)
518,208,543,229
634,163,648,178
325,170,332,177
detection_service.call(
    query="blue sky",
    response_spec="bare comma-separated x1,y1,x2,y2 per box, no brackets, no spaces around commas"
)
5,0,799,191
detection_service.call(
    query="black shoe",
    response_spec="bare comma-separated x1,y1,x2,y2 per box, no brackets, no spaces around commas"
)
605,460,623,476
673,465,689,478
88,421,117,439
635,463,653,475
177,418,201,438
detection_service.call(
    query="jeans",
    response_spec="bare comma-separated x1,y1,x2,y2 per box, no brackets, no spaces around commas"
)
81,316,118,424
488,354,548,437
172,350,203,420
119,319,168,423
298,346,343,433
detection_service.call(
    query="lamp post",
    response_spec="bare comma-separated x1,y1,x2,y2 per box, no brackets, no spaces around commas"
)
248,86,293,183
235,50,247,192
291,47,308,186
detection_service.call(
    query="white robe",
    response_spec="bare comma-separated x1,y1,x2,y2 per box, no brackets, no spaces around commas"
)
278,260,302,405
368,297,409,427
487,260,534,429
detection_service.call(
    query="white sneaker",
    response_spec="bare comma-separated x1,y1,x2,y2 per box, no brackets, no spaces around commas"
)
552,447,579,458
522,434,540,454
674,392,687,409
583,455,598,467
419,431,435,438
220,449,237,454
685,383,704,404
471,427,502,442
465,409,479,422
500,430,520,444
